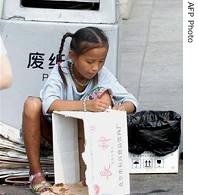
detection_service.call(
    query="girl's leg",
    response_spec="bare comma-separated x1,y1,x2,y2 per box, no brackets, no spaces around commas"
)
78,119,86,186
22,96,52,187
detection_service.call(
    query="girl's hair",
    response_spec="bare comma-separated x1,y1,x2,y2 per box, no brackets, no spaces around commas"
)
57,26,109,88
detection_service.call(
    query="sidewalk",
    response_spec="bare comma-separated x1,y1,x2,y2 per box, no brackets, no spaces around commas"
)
122,0,183,194
0,160,183,195
120,0,182,117
0,0,183,194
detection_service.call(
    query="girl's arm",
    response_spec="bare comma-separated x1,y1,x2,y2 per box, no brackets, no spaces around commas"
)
112,101,136,113
48,91,112,113
48,100,85,113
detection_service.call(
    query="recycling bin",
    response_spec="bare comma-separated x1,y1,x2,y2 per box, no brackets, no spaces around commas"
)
0,0,121,129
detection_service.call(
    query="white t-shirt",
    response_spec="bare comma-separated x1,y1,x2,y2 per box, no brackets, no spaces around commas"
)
0,35,7,56
40,61,138,115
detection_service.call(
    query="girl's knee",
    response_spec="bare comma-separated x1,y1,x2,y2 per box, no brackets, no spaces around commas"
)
23,96,42,115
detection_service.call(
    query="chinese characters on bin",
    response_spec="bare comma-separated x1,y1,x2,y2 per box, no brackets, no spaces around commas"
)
27,52,66,81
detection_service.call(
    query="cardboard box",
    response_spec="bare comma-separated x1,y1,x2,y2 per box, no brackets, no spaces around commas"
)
128,149,179,174
52,110,130,195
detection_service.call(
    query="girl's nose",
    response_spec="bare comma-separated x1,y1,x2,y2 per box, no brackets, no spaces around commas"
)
92,63,99,71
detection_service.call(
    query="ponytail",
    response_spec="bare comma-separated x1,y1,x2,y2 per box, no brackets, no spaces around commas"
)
57,32,73,88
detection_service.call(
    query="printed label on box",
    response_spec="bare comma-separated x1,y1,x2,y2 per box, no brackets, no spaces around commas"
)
128,150,179,174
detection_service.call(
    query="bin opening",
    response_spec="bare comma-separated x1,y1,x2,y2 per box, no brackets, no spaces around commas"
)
21,0,100,10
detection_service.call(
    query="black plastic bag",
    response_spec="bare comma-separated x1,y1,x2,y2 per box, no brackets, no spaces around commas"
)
127,110,181,156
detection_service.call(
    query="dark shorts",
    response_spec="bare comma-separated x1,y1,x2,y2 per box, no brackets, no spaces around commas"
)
40,115,53,157
40,136,53,157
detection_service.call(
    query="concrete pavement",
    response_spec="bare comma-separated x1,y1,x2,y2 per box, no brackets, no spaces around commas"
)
0,160,183,195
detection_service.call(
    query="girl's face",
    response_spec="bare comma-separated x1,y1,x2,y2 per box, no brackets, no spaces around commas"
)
70,46,108,80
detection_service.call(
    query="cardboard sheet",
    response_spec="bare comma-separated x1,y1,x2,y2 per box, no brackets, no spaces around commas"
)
52,110,130,195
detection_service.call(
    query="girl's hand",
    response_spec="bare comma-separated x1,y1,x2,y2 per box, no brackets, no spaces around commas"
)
112,103,126,111
112,101,136,113
86,99,111,112
85,90,112,112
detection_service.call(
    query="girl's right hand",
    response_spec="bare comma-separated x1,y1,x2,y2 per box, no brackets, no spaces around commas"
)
86,99,111,112
86,91,112,112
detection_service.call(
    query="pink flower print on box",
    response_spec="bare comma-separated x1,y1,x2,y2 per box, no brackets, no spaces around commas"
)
100,164,112,179
94,184,100,195
98,136,111,150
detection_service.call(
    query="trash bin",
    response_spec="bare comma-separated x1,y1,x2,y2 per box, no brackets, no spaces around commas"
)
0,0,121,129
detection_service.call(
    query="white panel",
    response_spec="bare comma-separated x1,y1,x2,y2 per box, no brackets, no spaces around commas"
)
2,0,118,24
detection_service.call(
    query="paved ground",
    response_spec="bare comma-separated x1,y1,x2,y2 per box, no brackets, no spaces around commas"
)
0,160,183,195
124,0,183,194
0,0,183,194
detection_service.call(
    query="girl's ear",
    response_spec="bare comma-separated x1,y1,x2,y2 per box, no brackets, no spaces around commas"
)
69,50,77,62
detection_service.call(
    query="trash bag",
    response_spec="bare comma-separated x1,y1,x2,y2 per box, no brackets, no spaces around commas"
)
127,110,181,156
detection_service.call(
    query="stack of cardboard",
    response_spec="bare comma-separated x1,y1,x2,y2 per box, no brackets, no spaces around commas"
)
0,122,54,183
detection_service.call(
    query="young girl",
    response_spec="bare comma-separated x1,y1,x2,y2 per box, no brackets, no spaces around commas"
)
22,26,138,194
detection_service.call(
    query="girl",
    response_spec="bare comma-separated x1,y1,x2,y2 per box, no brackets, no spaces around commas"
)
22,26,138,194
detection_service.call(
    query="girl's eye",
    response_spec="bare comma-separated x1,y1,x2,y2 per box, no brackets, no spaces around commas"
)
87,61,94,64
86,60,105,64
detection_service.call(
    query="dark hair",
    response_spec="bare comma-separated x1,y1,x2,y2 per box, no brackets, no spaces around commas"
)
57,27,109,88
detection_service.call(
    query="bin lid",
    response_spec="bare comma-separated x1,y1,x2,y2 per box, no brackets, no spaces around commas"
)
1,0,119,24
47,0,99,2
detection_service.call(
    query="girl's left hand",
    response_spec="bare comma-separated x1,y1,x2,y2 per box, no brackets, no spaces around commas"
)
112,103,126,111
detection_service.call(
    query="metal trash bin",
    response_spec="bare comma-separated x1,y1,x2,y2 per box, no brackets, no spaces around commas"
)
0,0,121,129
